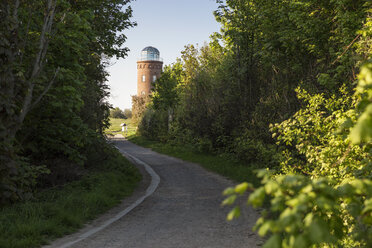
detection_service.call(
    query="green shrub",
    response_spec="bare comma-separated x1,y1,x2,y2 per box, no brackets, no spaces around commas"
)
223,171,372,248
195,137,213,153
271,85,368,182
224,63,372,248
232,132,280,168
138,108,169,141
110,107,126,119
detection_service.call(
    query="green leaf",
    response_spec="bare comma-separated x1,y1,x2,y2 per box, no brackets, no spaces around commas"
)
223,187,235,196
227,206,240,221
362,198,372,224
293,234,309,248
222,195,237,206
263,234,281,248
308,218,330,244
264,181,279,194
350,104,372,144
256,169,270,179
248,187,266,207
258,221,274,236
235,182,252,194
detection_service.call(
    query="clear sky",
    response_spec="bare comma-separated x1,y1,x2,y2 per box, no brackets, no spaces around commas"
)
107,0,221,109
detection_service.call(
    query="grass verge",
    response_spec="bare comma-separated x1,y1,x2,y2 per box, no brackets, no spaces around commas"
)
105,118,137,137
128,135,260,186
0,146,141,248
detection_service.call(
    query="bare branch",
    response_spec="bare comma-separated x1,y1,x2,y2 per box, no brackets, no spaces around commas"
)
20,0,57,124
29,0,57,80
8,0,20,97
13,0,20,20
331,34,361,65
30,67,60,110
20,9,32,65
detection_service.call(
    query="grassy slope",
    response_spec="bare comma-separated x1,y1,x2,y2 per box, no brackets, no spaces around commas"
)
128,135,260,186
106,118,137,137
0,147,141,248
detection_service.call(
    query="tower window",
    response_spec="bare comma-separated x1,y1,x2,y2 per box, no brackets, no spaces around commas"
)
152,75,157,82
142,75,145,82
141,91,145,95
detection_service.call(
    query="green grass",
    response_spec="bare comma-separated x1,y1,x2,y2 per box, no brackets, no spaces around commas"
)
0,149,141,248
105,118,137,137
128,135,260,186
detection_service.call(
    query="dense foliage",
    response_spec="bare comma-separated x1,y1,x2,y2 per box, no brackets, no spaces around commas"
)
0,0,135,203
110,107,127,119
137,0,372,246
0,146,140,248
223,63,372,247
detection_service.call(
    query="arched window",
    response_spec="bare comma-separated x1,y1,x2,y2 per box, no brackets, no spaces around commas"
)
141,91,145,95
142,75,146,82
152,75,157,82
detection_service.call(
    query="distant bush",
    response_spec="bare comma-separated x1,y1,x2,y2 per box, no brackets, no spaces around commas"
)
123,108,132,118
138,108,168,141
110,107,126,119
132,95,151,122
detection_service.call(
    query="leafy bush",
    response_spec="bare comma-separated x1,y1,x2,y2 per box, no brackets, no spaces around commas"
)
110,107,127,119
194,137,213,153
138,108,169,141
223,171,372,248
123,108,133,119
271,85,368,181
224,63,372,247
232,131,280,168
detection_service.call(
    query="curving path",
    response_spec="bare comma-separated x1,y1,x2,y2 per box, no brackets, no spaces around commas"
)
47,138,260,248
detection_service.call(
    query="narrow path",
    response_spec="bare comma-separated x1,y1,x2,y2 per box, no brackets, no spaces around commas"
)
49,138,260,248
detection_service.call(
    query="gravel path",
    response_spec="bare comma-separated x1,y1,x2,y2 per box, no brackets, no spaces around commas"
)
47,138,260,248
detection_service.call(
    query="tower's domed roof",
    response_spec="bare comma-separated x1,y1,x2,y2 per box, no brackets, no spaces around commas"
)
142,46,160,54
140,46,160,61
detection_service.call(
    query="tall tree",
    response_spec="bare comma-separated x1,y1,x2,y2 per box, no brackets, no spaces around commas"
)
0,0,135,203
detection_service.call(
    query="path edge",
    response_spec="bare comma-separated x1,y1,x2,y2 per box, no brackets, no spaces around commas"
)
44,141,160,248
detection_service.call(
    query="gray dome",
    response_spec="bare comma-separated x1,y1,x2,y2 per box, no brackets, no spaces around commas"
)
142,46,160,54
141,46,160,61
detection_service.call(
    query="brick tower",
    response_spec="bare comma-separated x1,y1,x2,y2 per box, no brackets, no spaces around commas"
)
137,46,163,96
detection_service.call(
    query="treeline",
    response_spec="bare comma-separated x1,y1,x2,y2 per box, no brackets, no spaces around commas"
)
110,107,132,119
0,0,134,203
138,0,372,247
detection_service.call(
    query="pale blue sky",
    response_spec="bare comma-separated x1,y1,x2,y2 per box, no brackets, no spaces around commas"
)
108,0,221,109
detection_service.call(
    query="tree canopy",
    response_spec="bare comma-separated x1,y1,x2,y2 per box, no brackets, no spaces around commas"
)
0,0,135,203
138,0,372,246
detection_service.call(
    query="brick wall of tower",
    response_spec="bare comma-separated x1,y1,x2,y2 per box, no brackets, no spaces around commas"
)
137,60,163,96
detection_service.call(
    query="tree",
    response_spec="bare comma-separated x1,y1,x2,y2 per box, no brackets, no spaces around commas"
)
134,1,372,245
132,95,151,122
1,0,59,203
110,107,126,119
0,0,135,203
123,108,132,119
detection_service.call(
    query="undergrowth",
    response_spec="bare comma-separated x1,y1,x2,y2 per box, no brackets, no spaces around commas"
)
0,146,141,248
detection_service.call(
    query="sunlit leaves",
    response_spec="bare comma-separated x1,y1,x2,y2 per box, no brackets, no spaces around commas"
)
235,182,252,194
227,206,241,221
225,61,372,245
351,63,372,144
222,194,237,206
224,169,372,247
